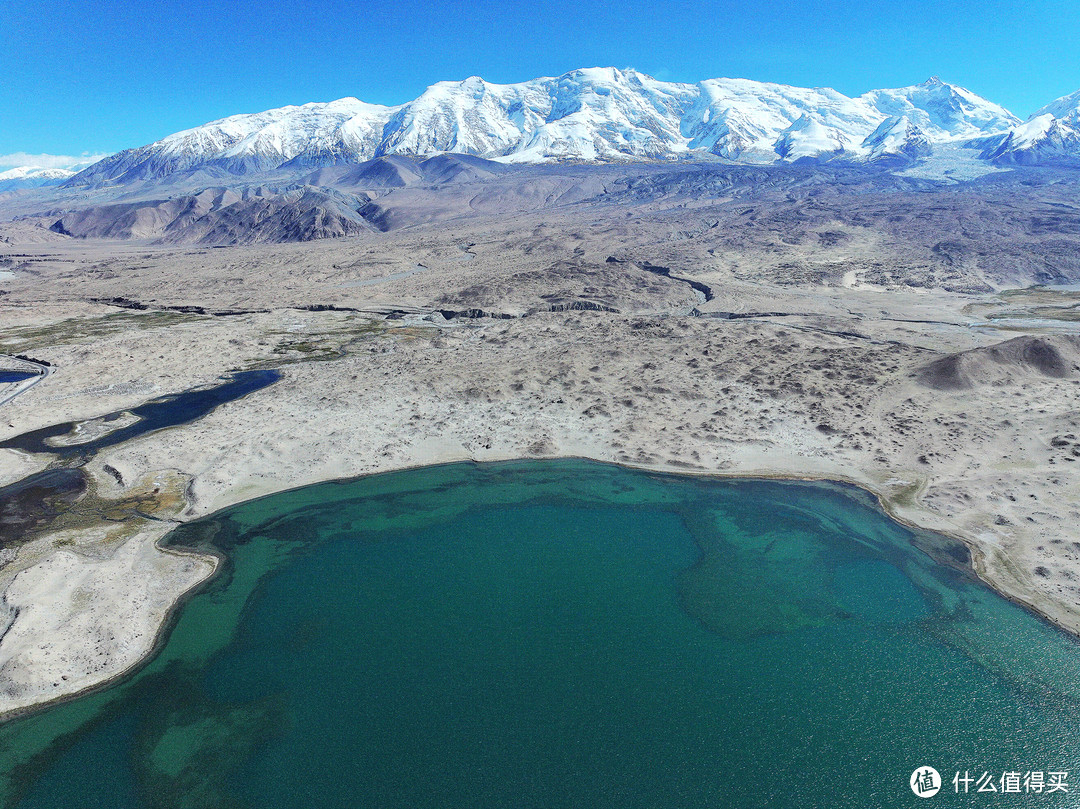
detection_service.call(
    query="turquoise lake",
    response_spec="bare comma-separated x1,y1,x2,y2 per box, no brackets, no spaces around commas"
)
2,459,1079,808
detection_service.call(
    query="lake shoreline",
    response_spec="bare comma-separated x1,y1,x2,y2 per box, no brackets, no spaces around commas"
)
11,458,1080,808
0,449,1074,726
1,300,1077,728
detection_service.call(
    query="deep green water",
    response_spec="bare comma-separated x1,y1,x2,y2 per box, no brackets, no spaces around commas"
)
2,460,1080,808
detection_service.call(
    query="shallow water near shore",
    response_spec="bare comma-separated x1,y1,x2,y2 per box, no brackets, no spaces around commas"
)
2,459,1080,808
0,369,279,458
0,372,38,384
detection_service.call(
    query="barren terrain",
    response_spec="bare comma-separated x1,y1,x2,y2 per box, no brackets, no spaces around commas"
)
0,161,1078,717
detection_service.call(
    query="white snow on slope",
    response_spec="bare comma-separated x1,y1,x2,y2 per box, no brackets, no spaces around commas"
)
1032,89,1080,125
860,76,1020,140
66,69,1074,184
981,113,1080,164
0,166,78,192
0,166,74,181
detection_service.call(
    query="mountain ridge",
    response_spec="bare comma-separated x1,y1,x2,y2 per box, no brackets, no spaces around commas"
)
67,68,1080,187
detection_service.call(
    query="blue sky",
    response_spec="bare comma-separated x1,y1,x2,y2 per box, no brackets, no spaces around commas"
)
1,0,1078,165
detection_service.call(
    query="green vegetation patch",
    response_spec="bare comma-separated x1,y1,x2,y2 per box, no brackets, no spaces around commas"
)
0,311,206,354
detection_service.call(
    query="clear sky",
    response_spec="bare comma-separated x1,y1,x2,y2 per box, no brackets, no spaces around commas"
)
2,0,1078,165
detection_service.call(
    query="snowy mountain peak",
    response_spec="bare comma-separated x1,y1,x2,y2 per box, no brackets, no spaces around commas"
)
63,68,1062,186
861,116,932,162
0,163,95,192
859,79,1020,141
1032,88,1080,125
0,166,75,181
774,116,851,161
971,86,1080,166
982,113,1080,165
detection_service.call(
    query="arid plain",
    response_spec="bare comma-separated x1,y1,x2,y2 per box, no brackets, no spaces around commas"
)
0,161,1078,716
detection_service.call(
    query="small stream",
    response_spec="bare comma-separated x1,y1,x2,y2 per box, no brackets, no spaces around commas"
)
0,370,279,459
0,369,280,550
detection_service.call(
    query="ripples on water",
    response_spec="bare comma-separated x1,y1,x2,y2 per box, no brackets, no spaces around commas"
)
2,460,1078,808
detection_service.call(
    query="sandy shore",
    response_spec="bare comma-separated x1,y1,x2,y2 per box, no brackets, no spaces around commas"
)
0,216,1078,718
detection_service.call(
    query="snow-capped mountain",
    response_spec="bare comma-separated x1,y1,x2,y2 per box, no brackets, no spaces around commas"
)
978,89,1080,165
1032,90,1080,126
981,114,1080,165
860,116,932,163
0,165,77,192
679,78,882,161
66,69,1040,185
859,77,1019,141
